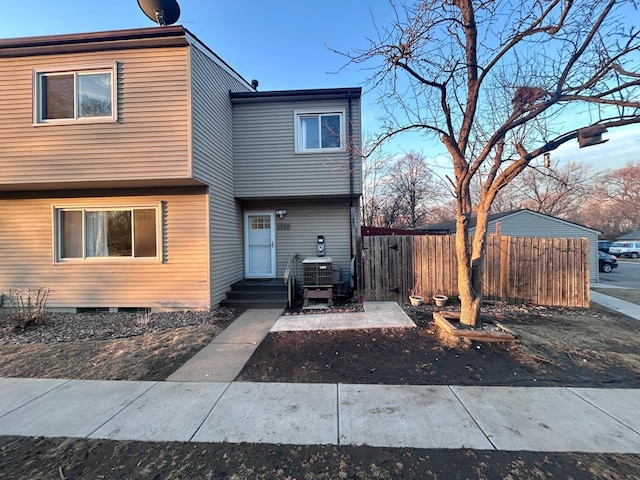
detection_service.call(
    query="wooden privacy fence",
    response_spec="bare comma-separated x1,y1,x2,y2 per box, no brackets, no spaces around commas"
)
363,235,590,307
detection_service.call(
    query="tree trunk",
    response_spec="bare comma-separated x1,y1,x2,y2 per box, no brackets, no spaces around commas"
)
456,232,483,326
456,202,492,327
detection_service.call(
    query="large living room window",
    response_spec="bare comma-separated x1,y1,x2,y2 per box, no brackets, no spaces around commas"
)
34,64,117,124
295,110,344,152
55,207,159,261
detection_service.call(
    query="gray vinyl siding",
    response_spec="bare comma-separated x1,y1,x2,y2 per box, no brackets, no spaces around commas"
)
233,98,362,198
189,45,252,306
0,48,192,190
475,211,599,283
243,198,353,284
0,190,210,310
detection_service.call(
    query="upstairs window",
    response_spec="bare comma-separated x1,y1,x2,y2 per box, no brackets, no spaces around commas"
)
295,110,344,152
34,65,117,124
55,206,160,261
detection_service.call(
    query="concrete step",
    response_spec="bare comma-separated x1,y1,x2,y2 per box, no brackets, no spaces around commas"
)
221,299,287,309
226,286,287,295
220,279,288,309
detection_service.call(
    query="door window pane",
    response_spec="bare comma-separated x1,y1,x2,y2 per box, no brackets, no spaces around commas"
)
251,217,270,229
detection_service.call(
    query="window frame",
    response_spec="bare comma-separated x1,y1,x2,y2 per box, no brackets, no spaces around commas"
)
53,204,162,263
33,63,118,125
294,109,345,153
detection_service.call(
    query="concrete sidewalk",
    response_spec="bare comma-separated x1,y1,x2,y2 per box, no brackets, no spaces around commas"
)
1,377,639,452
590,289,640,320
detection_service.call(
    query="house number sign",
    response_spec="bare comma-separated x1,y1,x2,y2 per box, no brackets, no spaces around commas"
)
277,223,290,230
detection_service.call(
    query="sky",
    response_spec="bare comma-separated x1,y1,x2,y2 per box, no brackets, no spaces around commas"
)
2,0,638,173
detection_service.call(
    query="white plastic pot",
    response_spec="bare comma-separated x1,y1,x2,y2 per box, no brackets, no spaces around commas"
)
409,295,424,306
433,295,448,307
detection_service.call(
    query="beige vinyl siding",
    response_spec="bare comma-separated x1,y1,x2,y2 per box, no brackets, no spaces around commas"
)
0,190,210,310
243,198,352,284
478,211,599,283
233,98,362,198
189,45,252,305
0,48,191,189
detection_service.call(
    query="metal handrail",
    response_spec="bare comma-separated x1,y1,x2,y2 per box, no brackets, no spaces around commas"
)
283,253,299,307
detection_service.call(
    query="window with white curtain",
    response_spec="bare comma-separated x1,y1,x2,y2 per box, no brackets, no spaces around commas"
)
295,110,344,152
55,207,159,261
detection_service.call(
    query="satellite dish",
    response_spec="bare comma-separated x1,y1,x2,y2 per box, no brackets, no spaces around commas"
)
138,0,181,26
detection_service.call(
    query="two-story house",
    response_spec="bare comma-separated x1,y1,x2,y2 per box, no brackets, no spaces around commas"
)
0,26,362,312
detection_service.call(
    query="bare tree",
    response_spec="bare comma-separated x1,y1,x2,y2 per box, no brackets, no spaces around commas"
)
362,148,445,228
385,151,444,228
494,160,598,218
578,162,640,238
339,0,640,325
600,162,640,222
361,139,394,227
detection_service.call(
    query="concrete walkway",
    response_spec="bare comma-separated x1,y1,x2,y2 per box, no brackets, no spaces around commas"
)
2,295,640,452
167,309,283,382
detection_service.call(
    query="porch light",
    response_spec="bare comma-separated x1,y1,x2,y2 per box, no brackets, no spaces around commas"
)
275,209,287,218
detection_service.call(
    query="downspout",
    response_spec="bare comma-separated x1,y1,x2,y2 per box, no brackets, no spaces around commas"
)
347,91,362,301
348,93,354,207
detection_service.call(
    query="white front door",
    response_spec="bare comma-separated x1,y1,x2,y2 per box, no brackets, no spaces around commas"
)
244,212,276,278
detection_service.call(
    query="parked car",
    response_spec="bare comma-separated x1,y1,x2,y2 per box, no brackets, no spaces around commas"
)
598,251,618,273
609,241,640,259
598,240,613,253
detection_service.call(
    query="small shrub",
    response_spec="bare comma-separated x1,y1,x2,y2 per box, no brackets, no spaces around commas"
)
136,308,152,327
6,287,50,330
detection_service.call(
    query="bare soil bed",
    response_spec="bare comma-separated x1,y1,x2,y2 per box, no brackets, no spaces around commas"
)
2,301,640,478
239,302,640,388
0,309,241,380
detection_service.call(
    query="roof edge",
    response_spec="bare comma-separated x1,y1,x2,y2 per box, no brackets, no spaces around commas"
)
422,208,601,235
230,87,362,102
0,25,187,50
492,209,601,234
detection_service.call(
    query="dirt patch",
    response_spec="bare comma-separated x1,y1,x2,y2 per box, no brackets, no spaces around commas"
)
2,302,640,477
0,309,241,380
237,303,640,388
2,436,640,479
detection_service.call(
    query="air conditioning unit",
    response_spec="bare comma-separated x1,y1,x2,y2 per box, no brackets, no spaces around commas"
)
303,257,333,287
